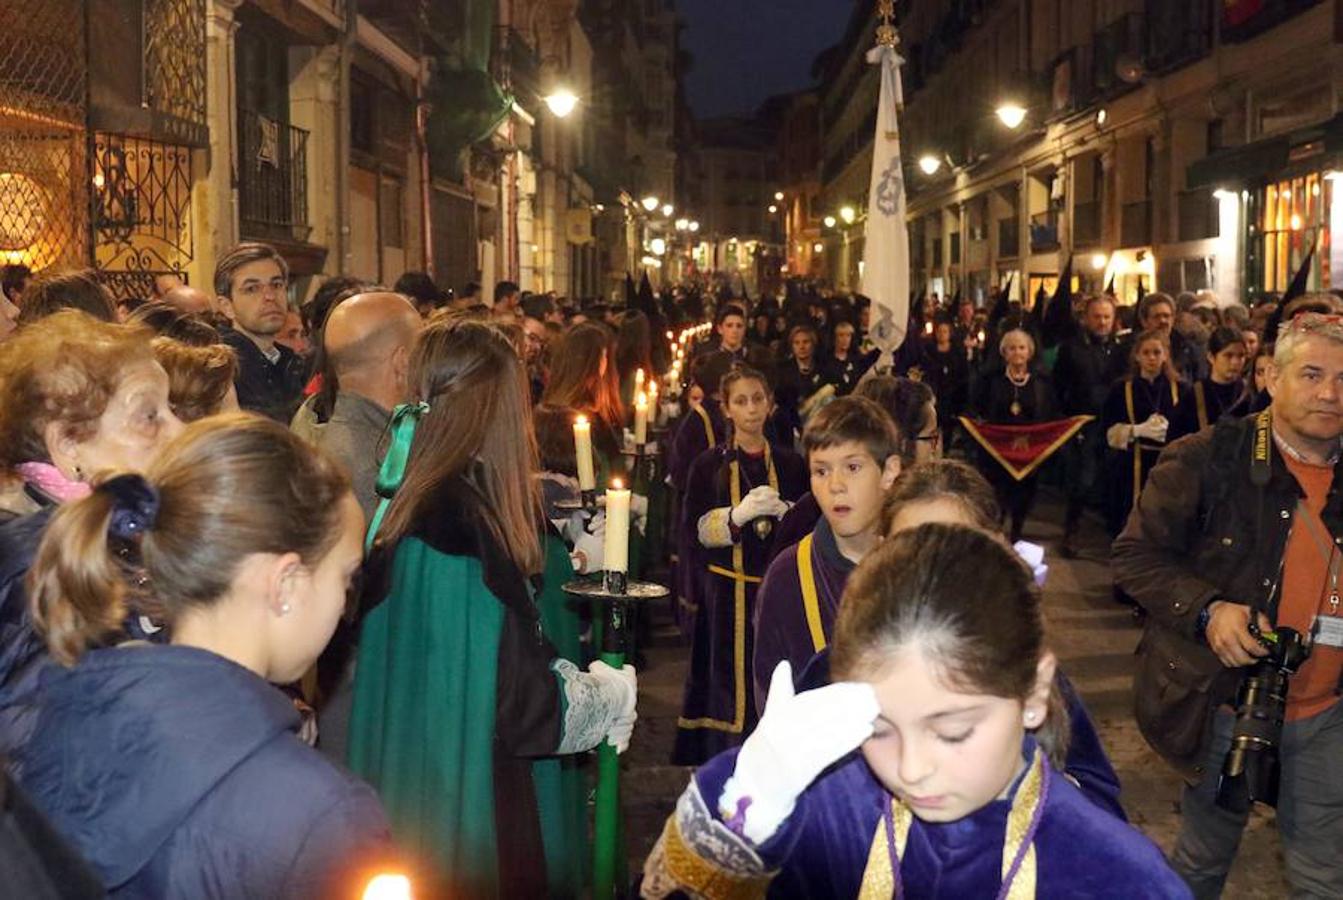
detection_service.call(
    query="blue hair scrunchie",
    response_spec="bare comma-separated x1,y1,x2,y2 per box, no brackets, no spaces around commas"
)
100,474,160,541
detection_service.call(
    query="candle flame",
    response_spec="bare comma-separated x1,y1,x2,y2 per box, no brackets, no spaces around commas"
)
636,391,648,406
611,478,624,490
575,414,588,426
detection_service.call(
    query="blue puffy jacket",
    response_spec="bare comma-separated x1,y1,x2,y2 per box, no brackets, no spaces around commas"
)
17,644,392,897
0,507,55,757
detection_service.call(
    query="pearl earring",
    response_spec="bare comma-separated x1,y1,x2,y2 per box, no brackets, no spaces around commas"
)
1025,711,1037,724
279,603,290,616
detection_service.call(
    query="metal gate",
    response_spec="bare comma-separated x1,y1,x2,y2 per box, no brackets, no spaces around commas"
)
0,0,89,272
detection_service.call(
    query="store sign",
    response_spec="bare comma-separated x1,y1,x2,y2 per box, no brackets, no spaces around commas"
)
1288,140,1325,164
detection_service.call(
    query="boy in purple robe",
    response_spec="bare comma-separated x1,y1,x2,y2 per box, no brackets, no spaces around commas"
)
753,397,902,711
643,526,1190,899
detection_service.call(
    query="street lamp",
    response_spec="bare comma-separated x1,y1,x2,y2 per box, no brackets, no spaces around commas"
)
918,154,942,175
996,103,1027,129
773,191,784,201
839,206,856,224
1091,253,1108,271
768,204,778,214
641,195,659,212
661,203,674,217
674,218,689,231
543,89,579,118
650,237,667,255
823,215,837,228
688,221,700,232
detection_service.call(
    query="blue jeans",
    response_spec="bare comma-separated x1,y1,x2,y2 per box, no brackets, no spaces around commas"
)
1172,700,1343,898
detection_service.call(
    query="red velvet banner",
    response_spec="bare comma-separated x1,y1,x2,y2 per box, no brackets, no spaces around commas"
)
958,415,1095,481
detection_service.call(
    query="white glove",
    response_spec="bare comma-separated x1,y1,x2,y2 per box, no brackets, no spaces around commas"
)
731,486,784,526
1013,540,1049,587
718,661,879,845
1133,414,1169,443
589,660,638,754
572,528,604,574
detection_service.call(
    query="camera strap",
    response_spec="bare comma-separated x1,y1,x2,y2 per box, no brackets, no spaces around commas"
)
1295,502,1343,621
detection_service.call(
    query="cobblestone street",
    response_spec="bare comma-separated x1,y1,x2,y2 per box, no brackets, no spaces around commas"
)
621,494,1288,897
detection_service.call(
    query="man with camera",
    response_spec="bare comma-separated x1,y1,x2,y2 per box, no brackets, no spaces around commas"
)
1114,310,1343,898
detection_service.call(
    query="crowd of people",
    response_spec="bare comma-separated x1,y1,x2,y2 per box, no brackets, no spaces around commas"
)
0,245,1338,898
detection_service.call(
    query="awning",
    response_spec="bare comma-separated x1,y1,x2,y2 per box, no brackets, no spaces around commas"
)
1187,112,1343,189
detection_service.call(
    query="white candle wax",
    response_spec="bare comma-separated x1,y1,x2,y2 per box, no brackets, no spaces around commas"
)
634,392,648,445
604,480,631,574
573,415,596,491
634,367,645,399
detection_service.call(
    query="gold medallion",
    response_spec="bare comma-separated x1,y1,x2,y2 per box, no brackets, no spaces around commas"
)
1010,400,1022,416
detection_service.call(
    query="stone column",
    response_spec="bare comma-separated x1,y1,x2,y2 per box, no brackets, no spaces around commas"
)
192,0,242,293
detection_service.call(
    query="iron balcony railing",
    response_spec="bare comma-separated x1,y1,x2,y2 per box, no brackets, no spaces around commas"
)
1029,210,1059,252
238,108,309,241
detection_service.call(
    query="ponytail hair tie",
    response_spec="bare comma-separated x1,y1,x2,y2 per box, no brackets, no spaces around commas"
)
99,474,160,541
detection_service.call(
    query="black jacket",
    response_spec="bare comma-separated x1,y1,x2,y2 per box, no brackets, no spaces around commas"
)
1113,412,1343,777
1054,332,1126,415
222,329,308,424
0,507,54,758
17,645,391,896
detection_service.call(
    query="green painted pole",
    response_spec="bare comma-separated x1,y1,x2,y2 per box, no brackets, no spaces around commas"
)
592,592,627,898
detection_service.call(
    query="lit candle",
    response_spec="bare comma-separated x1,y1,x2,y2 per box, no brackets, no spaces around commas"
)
647,380,659,411
634,367,645,398
977,329,986,345
634,392,648,445
573,415,596,491
604,478,631,576
924,320,934,336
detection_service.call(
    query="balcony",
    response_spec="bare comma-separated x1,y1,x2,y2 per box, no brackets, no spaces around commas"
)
1073,200,1102,247
1120,199,1151,248
238,109,310,242
997,217,1019,259
1029,210,1060,252
1177,190,1219,241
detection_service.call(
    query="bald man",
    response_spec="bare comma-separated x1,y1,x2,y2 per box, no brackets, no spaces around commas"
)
162,285,214,316
290,291,421,519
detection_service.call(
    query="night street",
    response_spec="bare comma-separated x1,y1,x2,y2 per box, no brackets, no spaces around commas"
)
623,492,1289,898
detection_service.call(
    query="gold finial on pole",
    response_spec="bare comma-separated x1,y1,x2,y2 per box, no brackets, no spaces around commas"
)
876,0,897,48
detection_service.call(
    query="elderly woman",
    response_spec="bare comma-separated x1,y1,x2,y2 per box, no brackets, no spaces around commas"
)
0,310,183,752
971,327,1057,542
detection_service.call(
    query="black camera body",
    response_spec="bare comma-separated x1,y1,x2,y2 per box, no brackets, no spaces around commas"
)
1215,624,1311,813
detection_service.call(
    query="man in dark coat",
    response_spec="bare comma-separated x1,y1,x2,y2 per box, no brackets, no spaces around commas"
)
214,242,308,423
1054,294,1126,555
1113,314,1343,897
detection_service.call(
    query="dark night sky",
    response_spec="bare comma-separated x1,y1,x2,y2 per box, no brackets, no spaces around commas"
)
679,0,857,118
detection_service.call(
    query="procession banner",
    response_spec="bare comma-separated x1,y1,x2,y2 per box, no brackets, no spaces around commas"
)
958,415,1094,481
860,31,910,365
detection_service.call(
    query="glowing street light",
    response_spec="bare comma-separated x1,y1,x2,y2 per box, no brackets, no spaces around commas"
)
1091,253,1108,271
768,204,778,214
543,89,579,118
650,237,667,255
813,242,824,253
996,103,1027,129
918,154,942,175
641,195,660,212
688,221,700,232
674,218,689,231
823,215,837,228
773,191,784,201
661,203,674,217
839,206,856,224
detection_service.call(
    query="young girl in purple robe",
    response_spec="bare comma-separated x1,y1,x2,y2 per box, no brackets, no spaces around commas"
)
644,523,1191,899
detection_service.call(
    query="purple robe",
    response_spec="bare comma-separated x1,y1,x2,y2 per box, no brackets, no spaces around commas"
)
764,490,821,566
668,401,727,635
672,443,808,766
753,516,853,713
664,740,1189,898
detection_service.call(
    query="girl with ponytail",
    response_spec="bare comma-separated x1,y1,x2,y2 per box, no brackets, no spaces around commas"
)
18,413,392,897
